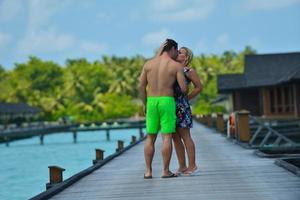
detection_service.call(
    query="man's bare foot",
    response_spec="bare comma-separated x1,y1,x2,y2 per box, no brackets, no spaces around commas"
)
144,174,152,179
144,169,152,179
161,170,178,178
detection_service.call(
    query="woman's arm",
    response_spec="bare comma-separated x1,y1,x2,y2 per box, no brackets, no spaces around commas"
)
187,69,202,100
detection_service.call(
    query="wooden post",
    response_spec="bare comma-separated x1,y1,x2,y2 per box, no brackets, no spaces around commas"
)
106,129,110,141
139,130,144,139
217,113,225,133
73,131,77,143
207,114,212,127
46,166,65,190
236,110,250,142
4,136,9,147
93,149,105,164
116,140,124,152
131,135,137,144
200,115,204,124
40,134,44,145
202,115,207,125
212,114,217,128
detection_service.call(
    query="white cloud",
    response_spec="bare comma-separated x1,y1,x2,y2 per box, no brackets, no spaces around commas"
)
245,0,300,10
17,29,75,54
27,0,71,31
141,29,173,46
152,0,182,11
96,12,113,22
196,39,208,52
0,32,12,46
0,0,22,22
80,41,107,53
247,37,261,49
216,33,229,46
149,0,215,22
16,28,107,56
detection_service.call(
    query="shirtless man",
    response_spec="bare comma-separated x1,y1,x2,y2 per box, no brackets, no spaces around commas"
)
139,39,187,179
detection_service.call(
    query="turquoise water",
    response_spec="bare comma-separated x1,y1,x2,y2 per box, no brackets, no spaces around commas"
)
0,129,142,200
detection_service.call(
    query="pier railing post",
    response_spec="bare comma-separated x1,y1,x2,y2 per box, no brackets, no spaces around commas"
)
40,134,44,145
106,129,110,141
4,136,9,147
73,131,77,143
200,115,204,124
207,114,212,127
131,135,137,144
217,113,225,134
46,166,65,190
236,110,250,142
116,140,124,152
139,130,144,139
93,149,105,164
202,115,207,125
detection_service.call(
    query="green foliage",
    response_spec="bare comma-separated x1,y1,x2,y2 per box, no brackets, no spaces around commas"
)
93,93,138,120
0,65,6,81
0,46,255,120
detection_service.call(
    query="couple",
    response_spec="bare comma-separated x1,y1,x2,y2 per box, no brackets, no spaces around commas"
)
139,39,202,179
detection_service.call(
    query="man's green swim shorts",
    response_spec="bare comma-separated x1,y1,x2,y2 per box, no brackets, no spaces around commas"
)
146,96,176,134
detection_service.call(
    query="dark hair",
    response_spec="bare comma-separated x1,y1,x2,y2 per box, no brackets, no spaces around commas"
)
162,39,178,52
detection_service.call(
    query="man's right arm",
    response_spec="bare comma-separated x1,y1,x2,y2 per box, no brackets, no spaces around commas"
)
176,66,187,93
139,64,147,106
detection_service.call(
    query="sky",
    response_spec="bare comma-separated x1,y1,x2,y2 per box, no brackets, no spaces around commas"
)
0,0,299,69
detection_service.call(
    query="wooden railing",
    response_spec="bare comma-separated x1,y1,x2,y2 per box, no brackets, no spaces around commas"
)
194,111,300,148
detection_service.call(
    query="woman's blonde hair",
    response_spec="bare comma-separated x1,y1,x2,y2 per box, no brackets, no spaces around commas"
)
181,47,193,66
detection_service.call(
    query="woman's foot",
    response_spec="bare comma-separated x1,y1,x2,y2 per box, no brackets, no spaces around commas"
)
183,166,198,175
175,167,188,175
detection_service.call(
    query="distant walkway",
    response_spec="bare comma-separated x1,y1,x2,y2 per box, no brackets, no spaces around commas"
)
49,122,300,200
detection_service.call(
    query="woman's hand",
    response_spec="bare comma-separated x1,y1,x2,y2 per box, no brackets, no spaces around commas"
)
156,40,168,57
187,69,202,100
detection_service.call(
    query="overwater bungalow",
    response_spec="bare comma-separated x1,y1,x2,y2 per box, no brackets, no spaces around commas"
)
216,52,300,118
0,102,40,127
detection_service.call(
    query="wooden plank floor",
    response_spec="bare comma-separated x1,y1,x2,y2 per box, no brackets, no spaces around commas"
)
50,122,300,200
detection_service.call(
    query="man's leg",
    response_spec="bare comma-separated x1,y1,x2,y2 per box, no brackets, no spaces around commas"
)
161,133,173,176
144,134,157,177
172,130,187,173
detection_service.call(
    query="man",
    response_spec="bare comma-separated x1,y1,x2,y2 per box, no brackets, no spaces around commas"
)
139,39,187,179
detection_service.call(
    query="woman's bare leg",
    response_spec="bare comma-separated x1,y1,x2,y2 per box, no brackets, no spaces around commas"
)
178,127,197,172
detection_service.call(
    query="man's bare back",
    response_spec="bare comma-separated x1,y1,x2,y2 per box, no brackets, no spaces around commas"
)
139,53,187,104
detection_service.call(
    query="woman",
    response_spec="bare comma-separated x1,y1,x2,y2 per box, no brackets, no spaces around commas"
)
173,47,202,175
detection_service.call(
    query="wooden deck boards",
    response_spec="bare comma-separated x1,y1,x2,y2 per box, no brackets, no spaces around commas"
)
49,122,300,200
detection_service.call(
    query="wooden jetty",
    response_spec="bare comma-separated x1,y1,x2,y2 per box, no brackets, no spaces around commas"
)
32,121,300,200
0,119,145,145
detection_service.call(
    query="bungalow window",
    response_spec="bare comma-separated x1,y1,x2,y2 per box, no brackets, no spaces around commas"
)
269,86,294,114
270,89,275,113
